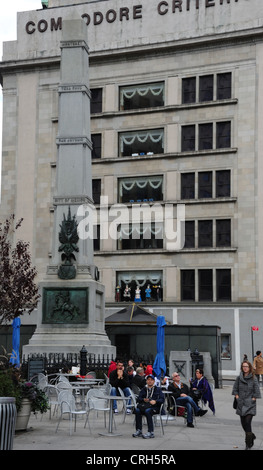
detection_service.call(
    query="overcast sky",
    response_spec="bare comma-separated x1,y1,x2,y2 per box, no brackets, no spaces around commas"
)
0,1,41,179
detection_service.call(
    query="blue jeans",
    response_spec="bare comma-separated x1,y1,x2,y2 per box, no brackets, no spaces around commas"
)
135,406,158,433
176,396,200,424
111,387,131,409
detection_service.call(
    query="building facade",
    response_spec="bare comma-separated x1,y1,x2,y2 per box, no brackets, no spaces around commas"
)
1,0,263,379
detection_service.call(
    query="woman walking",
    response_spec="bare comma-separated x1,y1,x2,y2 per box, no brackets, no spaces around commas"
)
232,360,261,449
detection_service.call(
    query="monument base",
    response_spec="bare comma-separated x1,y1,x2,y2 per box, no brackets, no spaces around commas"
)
23,279,116,358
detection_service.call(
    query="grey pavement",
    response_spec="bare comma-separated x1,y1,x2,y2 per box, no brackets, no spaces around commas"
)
12,386,263,452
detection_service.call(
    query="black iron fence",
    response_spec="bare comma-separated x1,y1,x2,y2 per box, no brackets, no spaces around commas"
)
21,351,169,380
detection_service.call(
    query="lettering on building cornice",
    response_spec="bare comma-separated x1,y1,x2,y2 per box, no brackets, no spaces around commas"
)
25,0,240,35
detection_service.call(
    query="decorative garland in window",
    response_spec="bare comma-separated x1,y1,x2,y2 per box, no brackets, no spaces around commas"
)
120,83,164,106
117,271,162,287
120,129,164,152
119,176,163,196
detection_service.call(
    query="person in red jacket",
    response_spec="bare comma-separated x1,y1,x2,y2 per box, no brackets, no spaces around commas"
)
107,358,117,377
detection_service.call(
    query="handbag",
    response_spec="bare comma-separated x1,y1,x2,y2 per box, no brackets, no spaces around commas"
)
233,397,237,409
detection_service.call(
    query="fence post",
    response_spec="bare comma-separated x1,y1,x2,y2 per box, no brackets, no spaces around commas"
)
80,345,87,376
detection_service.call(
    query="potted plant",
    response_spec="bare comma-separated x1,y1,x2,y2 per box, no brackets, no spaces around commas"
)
15,381,50,431
0,349,49,432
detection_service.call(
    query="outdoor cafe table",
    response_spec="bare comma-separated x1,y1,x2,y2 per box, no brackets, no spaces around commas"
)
71,381,97,409
95,394,130,437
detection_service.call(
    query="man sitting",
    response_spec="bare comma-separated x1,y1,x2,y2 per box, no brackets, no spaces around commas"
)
109,360,131,414
168,372,207,427
132,367,146,391
132,374,164,439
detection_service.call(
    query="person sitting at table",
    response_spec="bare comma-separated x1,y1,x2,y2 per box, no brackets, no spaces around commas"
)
109,359,132,414
168,372,207,427
127,366,135,387
190,368,215,414
133,374,165,439
132,367,146,391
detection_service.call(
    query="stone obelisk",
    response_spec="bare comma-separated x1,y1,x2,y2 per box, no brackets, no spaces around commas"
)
23,19,115,357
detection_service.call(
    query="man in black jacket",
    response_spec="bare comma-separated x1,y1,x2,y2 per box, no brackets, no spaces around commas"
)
109,360,131,413
168,372,207,427
132,374,164,439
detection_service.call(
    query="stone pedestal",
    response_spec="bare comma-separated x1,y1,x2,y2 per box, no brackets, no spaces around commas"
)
169,351,214,386
23,279,115,357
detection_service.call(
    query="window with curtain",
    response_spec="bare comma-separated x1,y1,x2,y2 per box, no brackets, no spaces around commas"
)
118,175,163,203
117,223,163,250
116,270,163,301
119,129,164,157
120,82,164,110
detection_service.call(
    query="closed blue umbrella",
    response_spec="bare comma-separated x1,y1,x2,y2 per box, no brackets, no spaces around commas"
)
153,315,166,379
10,317,21,368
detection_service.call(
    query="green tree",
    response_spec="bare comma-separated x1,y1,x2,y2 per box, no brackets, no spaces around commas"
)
0,215,40,324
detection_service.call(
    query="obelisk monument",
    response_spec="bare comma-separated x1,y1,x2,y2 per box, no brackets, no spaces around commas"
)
23,19,115,357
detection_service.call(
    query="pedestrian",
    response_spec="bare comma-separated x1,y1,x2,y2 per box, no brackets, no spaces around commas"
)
253,350,263,385
232,360,261,450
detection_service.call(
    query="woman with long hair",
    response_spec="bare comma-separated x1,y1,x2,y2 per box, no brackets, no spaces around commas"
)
232,360,261,449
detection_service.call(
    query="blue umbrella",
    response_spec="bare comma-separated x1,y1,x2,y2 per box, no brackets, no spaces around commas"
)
10,317,21,368
153,315,166,379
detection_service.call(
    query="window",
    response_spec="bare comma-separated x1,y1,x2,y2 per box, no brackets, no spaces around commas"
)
91,88,102,113
216,170,231,197
198,269,213,301
181,125,195,152
181,270,195,301
91,134,101,159
117,223,163,250
199,75,213,102
216,121,231,149
221,334,231,359
198,220,213,247
93,225,100,251
217,73,231,100
181,173,195,199
198,172,212,198
198,123,213,150
120,82,164,110
184,221,195,248
181,170,231,200
216,219,231,247
181,269,232,302
118,176,163,203
92,179,101,204
182,72,232,104
182,121,231,152
216,269,231,301
117,270,163,301
182,77,196,104
119,129,164,157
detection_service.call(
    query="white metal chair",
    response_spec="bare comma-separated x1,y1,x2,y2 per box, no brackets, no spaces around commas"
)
84,389,111,432
44,384,60,419
55,390,86,435
168,395,197,426
153,402,165,435
37,373,48,390
118,387,135,422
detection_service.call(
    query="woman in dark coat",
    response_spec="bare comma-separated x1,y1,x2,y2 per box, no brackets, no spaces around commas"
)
232,360,261,449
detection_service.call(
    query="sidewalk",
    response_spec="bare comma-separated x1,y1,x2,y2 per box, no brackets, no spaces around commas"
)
12,386,263,452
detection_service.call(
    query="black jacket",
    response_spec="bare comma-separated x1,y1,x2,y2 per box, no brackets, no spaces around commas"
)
168,382,190,400
109,369,130,390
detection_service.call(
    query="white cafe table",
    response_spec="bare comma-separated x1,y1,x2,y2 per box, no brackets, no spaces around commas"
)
95,394,129,437
71,382,96,409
